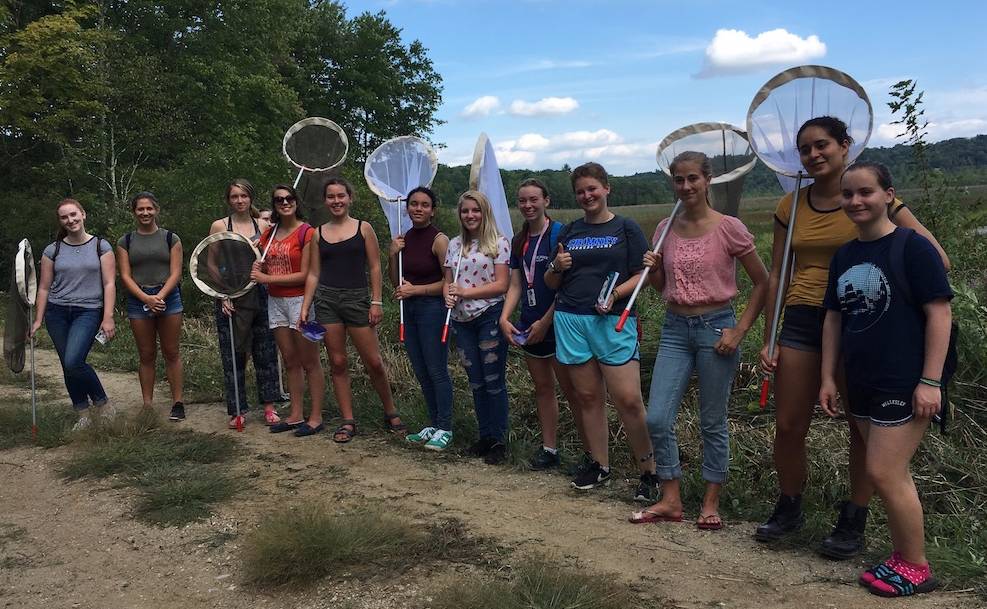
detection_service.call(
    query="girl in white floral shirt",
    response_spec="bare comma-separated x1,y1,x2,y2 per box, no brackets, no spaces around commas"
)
444,190,511,464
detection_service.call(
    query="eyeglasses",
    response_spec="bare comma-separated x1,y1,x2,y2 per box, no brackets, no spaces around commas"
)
273,195,296,204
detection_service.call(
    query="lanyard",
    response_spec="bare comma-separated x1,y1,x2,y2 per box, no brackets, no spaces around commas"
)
522,220,550,288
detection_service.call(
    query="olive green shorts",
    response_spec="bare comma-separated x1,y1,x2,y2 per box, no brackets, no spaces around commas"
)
315,285,370,327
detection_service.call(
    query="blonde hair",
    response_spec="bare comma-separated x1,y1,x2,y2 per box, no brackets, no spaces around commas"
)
457,190,501,258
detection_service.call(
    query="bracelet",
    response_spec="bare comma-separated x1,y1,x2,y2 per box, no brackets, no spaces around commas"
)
370,300,383,306
919,377,942,388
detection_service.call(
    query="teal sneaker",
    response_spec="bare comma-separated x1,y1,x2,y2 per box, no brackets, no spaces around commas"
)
407,426,436,444
424,429,452,451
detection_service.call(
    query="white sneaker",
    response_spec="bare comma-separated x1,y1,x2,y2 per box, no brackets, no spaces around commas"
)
424,429,453,451
407,426,436,443
72,413,92,432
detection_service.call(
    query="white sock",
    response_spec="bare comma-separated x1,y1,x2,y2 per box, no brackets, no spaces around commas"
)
542,446,557,455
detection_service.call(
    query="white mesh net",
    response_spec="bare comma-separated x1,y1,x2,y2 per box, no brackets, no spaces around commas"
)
469,133,514,239
188,232,260,299
364,136,438,237
747,65,872,190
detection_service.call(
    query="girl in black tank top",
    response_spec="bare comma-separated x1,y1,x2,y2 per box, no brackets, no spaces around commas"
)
300,178,405,442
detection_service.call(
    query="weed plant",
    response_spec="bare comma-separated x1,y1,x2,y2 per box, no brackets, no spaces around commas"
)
0,401,76,449
430,558,645,609
58,409,239,525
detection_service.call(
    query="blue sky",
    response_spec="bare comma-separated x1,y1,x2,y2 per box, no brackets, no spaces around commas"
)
353,0,987,175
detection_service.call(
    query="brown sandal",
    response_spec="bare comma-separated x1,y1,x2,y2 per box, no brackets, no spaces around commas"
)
332,419,357,443
383,412,407,435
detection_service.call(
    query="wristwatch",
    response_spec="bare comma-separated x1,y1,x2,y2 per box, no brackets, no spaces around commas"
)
548,261,561,274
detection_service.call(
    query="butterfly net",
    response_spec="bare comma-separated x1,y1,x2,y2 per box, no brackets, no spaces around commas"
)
656,122,756,217
364,136,438,237
747,65,872,190
5,240,36,373
282,118,349,173
469,133,514,239
189,233,259,300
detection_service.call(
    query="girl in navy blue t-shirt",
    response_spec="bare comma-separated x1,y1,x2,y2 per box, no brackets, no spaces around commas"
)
499,179,585,471
819,162,952,598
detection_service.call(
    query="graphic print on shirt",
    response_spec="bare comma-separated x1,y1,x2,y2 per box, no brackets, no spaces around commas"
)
266,240,292,277
836,262,891,332
566,236,618,251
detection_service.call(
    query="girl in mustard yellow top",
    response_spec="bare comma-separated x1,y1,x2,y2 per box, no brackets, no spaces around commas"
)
755,116,949,557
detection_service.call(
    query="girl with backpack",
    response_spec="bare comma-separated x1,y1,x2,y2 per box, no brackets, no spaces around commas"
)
251,184,326,437
819,161,951,597
499,179,583,470
116,191,186,421
756,117,949,558
31,198,115,430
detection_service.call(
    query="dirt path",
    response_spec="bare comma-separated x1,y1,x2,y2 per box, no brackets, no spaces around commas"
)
0,349,979,609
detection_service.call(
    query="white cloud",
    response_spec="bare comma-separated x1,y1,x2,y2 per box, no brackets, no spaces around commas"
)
696,28,826,78
515,133,551,151
461,96,501,119
873,118,987,146
482,129,657,173
508,97,580,117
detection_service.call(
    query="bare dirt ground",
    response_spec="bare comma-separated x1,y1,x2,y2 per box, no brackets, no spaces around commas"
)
0,349,980,609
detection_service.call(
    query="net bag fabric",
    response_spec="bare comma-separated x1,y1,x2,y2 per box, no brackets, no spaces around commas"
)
747,65,872,190
189,232,261,352
365,136,438,237
469,133,514,240
4,240,36,373
656,122,756,217
282,118,349,172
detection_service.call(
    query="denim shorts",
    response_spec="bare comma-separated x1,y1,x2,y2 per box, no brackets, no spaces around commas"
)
554,311,639,366
777,304,826,352
268,295,314,330
126,285,183,320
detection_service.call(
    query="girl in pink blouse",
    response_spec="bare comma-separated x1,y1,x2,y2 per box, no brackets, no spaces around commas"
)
629,151,768,529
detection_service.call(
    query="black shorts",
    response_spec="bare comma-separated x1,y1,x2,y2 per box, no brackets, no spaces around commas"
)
777,305,826,352
846,383,915,427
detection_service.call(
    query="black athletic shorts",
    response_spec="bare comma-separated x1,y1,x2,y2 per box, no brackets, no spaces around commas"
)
777,305,826,352
846,383,915,427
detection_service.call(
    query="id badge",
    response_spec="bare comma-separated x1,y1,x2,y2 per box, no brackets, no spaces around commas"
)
526,288,537,307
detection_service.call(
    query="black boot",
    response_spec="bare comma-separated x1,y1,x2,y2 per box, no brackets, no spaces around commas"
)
754,494,805,542
818,500,868,559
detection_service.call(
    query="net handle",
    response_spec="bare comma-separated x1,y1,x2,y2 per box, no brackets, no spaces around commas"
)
745,65,873,177
281,117,350,173
363,135,439,201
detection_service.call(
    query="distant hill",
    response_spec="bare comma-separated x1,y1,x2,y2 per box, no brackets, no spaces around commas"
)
432,135,987,208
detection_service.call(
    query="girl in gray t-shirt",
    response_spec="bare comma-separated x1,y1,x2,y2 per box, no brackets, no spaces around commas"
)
31,198,116,430
116,191,185,421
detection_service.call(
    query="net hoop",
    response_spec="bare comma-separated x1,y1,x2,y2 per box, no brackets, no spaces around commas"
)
746,65,873,177
656,122,757,185
188,232,260,299
468,132,514,239
15,239,36,306
364,135,438,202
281,117,349,172
468,133,490,191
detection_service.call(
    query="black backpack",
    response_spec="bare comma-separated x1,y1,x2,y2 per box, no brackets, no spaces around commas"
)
888,228,959,432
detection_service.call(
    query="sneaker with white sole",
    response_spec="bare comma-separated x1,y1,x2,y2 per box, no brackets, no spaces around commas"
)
424,429,453,451
571,461,612,490
93,400,115,420
407,426,437,444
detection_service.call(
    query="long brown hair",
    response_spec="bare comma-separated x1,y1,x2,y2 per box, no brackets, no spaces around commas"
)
226,178,260,218
55,198,85,240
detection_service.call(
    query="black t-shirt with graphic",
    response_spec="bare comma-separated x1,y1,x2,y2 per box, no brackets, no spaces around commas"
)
823,228,952,392
551,215,649,316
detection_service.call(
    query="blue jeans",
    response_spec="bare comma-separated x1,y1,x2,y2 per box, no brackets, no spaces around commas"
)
645,307,739,484
403,296,453,430
45,303,108,410
451,303,509,442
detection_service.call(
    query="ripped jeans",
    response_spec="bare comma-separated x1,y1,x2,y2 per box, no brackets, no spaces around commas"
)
451,303,509,443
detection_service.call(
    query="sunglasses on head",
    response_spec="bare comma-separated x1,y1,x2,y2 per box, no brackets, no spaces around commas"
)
273,195,296,204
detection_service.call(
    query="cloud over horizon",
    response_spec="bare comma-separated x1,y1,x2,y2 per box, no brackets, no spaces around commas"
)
696,28,826,78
